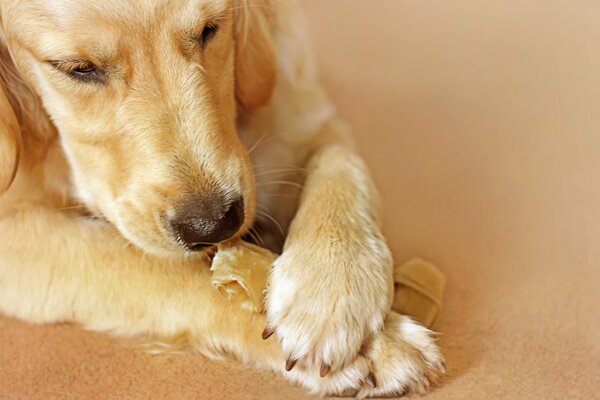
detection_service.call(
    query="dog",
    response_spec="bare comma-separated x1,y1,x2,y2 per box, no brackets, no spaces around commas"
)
0,0,444,396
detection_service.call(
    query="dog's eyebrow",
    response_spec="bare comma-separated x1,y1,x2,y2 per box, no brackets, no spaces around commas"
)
175,7,228,57
27,28,119,67
181,9,227,38
42,51,114,71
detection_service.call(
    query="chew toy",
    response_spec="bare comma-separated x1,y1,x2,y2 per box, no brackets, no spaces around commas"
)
210,241,445,328
210,240,276,313
392,257,445,327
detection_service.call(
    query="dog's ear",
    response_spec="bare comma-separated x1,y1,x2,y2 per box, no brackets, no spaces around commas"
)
0,23,54,195
0,31,21,194
234,0,277,111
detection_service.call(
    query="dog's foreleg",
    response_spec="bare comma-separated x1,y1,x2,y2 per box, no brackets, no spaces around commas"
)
0,205,282,362
263,119,395,372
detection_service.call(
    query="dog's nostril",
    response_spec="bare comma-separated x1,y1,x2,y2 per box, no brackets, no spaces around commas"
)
172,197,245,251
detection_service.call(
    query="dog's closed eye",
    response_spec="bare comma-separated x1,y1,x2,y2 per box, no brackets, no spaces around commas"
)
200,22,219,48
49,59,105,84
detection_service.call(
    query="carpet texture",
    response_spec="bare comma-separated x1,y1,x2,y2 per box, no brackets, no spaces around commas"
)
1,1,599,399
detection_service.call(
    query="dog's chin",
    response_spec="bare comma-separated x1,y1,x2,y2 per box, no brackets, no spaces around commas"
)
105,218,188,259
119,222,233,260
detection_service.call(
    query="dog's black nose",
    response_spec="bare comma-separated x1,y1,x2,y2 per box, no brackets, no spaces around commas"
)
172,196,244,251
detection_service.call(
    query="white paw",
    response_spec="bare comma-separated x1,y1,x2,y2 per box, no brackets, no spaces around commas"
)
264,236,394,373
286,312,445,398
356,313,445,397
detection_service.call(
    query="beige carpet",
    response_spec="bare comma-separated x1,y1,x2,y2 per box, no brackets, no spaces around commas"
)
1,1,599,398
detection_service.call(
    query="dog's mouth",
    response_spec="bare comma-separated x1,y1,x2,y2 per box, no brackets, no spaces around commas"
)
179,219,282,257
189,243,212,251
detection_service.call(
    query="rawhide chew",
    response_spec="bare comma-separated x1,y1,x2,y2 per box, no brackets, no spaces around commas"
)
392,257,445,328
210,240,276,313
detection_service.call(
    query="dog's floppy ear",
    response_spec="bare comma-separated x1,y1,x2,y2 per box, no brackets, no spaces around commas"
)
0,31,21,194
0,22,54,195
234,0,277,111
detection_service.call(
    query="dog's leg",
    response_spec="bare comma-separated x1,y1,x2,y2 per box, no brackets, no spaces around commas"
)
0,205,195,331
0,203,287,361
263,119,444,391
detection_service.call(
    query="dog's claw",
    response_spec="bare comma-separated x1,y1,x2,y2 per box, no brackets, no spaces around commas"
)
319,363,331,377
285,358,297,371
261,327,274,340
367,371,377,388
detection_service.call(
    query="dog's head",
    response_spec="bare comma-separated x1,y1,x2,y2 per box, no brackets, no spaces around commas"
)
0,0,276,256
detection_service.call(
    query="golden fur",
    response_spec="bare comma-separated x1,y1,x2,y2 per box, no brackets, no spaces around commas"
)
0,0,443,396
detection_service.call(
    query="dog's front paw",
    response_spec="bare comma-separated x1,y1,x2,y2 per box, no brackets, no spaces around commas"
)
355,312,445,397
264,236,394,374
284,312,445,398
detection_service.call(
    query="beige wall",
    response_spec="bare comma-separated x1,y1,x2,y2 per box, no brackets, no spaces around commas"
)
305,0,600,276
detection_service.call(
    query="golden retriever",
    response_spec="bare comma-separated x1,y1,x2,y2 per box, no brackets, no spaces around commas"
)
0,0,444,396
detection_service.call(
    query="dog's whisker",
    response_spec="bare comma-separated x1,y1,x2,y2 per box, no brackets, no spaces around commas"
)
255,209,285,237
254,168,307,177
221,3,280,17
259,193,299,199
139,248,149,264
73,212,102,222
254,230,267,248
109,234,123,248
246,227,266,247
248,132,287,155
247,134,269,154
253,162,306,170
48,204,90,213
256,180,304,190
107,229,130,248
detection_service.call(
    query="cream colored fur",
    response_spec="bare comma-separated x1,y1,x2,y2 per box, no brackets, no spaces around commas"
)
0,0,443,396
